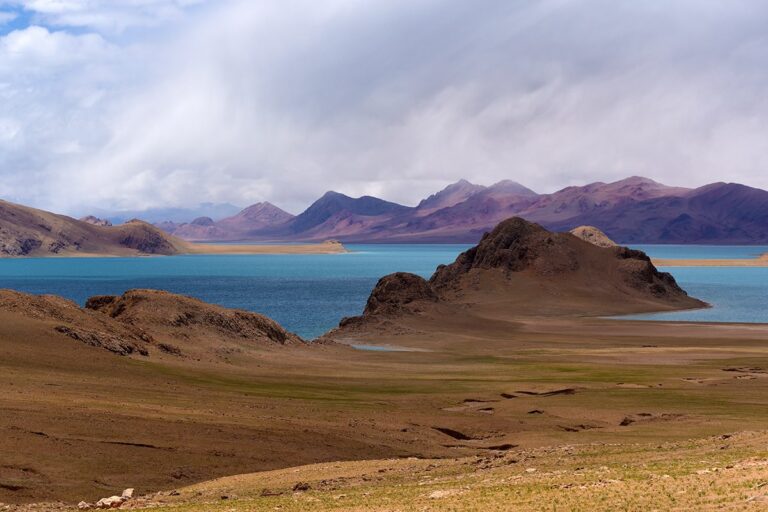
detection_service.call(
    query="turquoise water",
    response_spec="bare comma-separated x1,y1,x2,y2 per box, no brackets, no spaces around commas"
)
621,245,768,324
351,345,409,352
0,245,470,339
633,245,768,260
0,244,765,337
617,266,768,323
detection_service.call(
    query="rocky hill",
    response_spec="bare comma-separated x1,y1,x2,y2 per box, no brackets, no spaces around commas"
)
86,289,303,359
0,199,189,256
0,288,304,362
339,217,704,329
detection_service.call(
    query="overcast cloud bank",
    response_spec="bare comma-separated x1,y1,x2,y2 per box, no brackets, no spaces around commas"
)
0,0,767,214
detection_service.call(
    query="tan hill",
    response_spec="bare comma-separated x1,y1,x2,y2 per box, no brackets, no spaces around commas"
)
339,217,704,331
86,289,303,361
0,199,188,256
0,289,152,356
569,225,617,247
0,288,305,364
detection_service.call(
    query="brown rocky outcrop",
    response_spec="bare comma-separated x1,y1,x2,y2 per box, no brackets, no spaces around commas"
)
86,289,303,347
362,272,438,317
340,217,704,326
0,288,303,360
80,216,113,227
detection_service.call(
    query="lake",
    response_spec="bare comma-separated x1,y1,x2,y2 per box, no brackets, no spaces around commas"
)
0,244,765,338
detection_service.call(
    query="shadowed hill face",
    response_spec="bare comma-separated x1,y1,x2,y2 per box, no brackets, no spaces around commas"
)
550,182,768,243
286,191,413,234
341,217,704,326
0,199,188,256
362,272,438,317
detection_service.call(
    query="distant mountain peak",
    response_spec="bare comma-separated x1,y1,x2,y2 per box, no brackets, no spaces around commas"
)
417,179,486,213
487,180,538,196
190,216,215,226
615,175,660,185
319,190,347,200
220,201,294,227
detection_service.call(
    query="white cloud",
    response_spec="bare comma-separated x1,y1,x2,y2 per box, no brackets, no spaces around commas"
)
2,0,768,214
0,25,110,67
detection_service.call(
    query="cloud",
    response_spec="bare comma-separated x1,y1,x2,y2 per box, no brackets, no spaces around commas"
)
1,0,768,214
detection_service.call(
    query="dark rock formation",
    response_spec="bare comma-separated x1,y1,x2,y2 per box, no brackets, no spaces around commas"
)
80,215,113,227
363,272,438,316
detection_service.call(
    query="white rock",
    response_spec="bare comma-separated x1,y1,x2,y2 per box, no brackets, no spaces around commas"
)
95,496,125,509
121,488,134,499
77,502,92,510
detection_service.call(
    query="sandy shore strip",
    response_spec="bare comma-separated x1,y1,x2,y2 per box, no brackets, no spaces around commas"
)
654,253,768,267
183,240,347,255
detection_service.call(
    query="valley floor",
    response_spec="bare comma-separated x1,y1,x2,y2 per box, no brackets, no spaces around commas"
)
2,309,768,510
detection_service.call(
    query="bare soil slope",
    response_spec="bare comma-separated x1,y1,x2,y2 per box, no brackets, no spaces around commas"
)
0,199,188,256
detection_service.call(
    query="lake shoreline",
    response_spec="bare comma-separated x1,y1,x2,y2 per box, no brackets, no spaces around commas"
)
653,254,768,267
183,240,347,255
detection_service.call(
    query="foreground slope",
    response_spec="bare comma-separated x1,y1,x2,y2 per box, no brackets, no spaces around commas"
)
99,430,768,512
0,199,188,256
2,245,768,508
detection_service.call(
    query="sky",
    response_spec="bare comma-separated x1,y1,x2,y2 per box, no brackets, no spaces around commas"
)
0,0,767,215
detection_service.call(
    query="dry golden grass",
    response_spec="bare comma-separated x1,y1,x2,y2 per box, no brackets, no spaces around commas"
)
110,430,768,511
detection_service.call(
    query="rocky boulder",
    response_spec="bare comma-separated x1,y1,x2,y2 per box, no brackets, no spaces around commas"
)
363,272,437,316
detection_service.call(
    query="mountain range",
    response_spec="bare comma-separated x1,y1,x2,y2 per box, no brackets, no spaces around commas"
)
158,177,768,244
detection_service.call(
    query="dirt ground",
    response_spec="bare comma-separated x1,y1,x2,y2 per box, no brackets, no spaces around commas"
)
2,300,767,509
